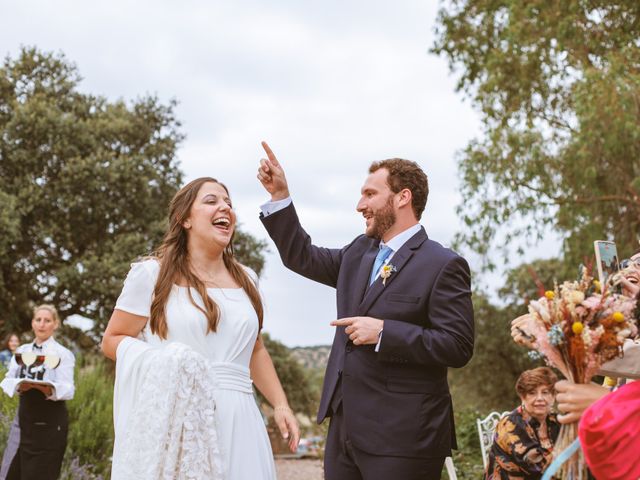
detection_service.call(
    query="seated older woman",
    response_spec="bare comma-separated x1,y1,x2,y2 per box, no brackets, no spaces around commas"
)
485,367,560,480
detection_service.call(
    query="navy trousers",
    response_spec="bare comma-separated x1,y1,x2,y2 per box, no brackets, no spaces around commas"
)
324,403,445,480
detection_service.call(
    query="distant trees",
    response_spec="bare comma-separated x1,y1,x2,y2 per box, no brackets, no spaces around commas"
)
433,1,640,268
261,333,317,417
450,259,564,412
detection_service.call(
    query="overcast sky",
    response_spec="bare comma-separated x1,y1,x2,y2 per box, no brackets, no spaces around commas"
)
2,0,488,346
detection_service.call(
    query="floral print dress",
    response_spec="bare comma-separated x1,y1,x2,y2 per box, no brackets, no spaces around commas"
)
485,406,560,479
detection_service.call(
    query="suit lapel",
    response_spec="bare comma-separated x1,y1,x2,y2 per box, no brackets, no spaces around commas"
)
336,243,378,348
358,227,428,314
354,245,379,304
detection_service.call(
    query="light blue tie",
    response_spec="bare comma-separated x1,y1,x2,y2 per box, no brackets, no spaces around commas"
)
369,245,393,285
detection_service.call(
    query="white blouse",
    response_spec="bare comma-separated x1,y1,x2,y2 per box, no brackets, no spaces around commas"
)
0,336,75,401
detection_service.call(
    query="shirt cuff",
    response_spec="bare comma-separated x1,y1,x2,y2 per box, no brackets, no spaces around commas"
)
374,331,383,353
48,382,74,401
260,197,292,217
0,378,20,398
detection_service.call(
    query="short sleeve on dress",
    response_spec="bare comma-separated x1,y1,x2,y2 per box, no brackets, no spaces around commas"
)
115,260,160,317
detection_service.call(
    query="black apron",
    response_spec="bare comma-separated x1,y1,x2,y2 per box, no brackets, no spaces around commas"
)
6,374,68,480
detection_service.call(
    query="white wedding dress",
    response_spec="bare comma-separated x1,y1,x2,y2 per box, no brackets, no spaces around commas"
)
112,259,277,480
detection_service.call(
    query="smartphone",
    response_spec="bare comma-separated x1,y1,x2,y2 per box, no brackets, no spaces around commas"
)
594,240,619,286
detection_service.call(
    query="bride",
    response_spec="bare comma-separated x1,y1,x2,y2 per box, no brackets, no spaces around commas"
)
102,177,299,479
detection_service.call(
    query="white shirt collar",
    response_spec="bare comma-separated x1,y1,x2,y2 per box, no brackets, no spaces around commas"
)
380,223,422,255
32,336,57,349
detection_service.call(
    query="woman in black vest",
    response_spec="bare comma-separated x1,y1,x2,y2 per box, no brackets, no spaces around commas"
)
0,304,75,480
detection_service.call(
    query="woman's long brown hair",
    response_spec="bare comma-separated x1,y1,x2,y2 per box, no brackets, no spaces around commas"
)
149,177,264,339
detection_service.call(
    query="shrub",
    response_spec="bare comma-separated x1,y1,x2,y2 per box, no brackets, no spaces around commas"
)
0,366,18,453
64,356,114,478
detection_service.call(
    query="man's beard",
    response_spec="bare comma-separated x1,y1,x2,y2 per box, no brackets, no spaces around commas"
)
367,196,396,239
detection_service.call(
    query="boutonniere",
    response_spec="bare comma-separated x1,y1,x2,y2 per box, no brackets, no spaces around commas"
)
380,263,397,286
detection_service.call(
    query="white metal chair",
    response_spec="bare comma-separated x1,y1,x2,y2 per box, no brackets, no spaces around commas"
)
477,411,511,470
444,456,458,480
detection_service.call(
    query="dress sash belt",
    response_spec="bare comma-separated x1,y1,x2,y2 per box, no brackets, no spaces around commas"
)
209,362,253,393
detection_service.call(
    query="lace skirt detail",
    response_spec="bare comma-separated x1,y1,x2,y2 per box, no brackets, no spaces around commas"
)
112,341,225,480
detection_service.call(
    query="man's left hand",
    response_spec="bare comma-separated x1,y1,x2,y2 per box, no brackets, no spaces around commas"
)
331,316,383,345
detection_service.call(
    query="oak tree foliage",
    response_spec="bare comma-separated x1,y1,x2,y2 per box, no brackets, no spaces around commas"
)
433,1,640,269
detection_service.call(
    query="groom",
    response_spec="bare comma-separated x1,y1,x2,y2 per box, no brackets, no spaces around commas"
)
257,142,474,480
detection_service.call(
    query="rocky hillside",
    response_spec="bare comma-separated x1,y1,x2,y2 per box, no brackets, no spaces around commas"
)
290,345,331,370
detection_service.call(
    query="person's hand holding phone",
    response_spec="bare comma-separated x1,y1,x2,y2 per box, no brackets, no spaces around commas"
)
510,314,535,349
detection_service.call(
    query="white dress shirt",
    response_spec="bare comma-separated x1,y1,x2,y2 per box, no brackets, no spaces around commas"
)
0,336,75,401
373,223,422,280
260,197,292,217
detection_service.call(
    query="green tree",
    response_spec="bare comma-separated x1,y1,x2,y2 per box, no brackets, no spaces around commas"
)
260,333,317,417
0,47,183,332
450,259,567,413
433,1,640,269
450,292,531,413
0,47,267,335
498,257,575,305
233,228,268,276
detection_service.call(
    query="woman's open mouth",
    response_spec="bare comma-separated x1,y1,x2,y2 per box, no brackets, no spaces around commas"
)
212,217,231,232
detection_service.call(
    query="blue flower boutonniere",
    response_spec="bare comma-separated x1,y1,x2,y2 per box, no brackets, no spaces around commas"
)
380,263,397,286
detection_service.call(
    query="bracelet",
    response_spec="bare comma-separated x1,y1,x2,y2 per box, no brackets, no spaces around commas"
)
274,405,293,414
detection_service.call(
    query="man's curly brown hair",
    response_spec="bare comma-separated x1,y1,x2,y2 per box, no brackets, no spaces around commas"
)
369,158,429,220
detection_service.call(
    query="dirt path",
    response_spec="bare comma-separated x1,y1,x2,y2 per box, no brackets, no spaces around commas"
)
275,458,323,480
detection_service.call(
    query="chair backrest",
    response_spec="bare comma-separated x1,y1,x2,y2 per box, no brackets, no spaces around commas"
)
444,456,457,480
477,410,511,470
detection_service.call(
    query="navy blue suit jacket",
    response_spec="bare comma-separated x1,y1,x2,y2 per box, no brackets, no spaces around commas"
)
261,203,474,458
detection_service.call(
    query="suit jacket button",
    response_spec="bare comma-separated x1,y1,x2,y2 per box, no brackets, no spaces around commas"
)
346,346,353,353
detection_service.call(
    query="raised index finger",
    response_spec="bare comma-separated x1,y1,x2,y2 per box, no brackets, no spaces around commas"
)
261,141,280,167
331,318,354,326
